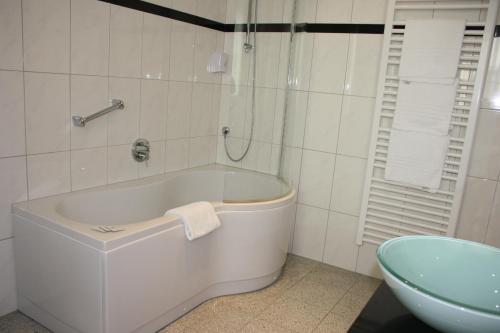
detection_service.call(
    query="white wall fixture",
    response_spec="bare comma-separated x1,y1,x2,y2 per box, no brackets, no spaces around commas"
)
357,0,499,246
207,51,228,73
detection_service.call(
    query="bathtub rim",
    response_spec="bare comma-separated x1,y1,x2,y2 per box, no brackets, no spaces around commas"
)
12,164,296,251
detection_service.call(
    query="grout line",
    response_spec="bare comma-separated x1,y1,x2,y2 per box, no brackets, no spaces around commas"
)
106,3,112,186
20,0,29,200
69,0,72,191
0,236,14,243
482,180,499,243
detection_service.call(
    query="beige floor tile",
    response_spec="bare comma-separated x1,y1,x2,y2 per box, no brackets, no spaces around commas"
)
332,292,370,323
241,319,298,333
283,276,348,311
179,297,253,333
0,311,52,333
258,296,331,332
159,320,199,333
305,263,360,290
312,312,353,333
350,275,382,296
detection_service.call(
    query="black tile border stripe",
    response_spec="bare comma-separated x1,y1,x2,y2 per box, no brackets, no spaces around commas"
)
99,0,226,31
100,0,500,37
228,23,293,33
303,23,384,34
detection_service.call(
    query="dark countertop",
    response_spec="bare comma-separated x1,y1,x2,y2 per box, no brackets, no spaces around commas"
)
349,282,442,333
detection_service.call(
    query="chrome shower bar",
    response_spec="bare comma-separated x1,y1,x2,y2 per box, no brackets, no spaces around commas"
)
72,99,124,127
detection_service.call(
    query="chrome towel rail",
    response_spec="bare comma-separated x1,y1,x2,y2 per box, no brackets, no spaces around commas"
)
72,99,124,127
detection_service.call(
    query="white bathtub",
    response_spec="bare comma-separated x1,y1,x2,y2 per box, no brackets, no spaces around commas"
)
12,165,295,333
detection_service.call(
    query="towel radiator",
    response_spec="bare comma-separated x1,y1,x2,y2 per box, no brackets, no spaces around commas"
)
357,0,499,246
72,99,124,127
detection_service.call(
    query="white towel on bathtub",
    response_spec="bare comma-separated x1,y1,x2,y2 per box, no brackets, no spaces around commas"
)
166,201,221,241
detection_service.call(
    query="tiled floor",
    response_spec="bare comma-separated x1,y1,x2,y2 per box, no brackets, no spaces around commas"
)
0,255,380,333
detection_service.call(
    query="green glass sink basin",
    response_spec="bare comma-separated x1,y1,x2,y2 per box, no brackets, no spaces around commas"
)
378,236,500,316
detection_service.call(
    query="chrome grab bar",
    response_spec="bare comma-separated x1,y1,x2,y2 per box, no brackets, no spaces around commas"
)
72,99,124,127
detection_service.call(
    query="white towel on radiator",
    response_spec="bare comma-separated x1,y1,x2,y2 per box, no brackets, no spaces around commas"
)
393,80,457,135
399,19,465,83
385,129,449,192
166,201,221,241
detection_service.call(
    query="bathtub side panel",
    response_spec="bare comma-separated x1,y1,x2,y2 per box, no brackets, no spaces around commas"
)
105,203,293,333
13,215,103,333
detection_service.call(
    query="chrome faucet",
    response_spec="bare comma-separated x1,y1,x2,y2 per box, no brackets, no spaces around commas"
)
132,139,150,162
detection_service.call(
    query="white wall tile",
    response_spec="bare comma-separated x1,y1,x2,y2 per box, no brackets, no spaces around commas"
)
0,0,23,70
219,84,247,138
323,212,359,271
71,0,110,76
283,90,309,148
289,33,314,91
108,144,138,184
257,0,285,23
165,138,189,172
292,204,328,261
330,155,366,216
109,5,143,78
270,144,282,176
167,81,193,139
344,34,383,98
456,177,496,243
0,239,17,316
189,136,217,167
316,0,352,23
71,147,107,191
242,140,273,173
292,0,318,23
140,79,168,141
255,33,282,88
169,21,195,82
22,0,70,73
142,14,171,80
222,33,251,86
272,89,286,145
139,141,165,177
355,242,382,279
225,0,247,23
351,0,387,24
281,146,302,190
108,78,140,145
309,34,349,94
244,87,277,142
25,73,70,154
277,34,291,90
468,109,500,180
485,182,500,248
0,71,25,158
0,157,27,240
70,75,108,150
337,96,375,158
194,27,220,84
171,0,196,14
27,152,71,199
303,92,342,153
196,0,226,22
191,83,220,137
298,149,335,209
216,136,243,168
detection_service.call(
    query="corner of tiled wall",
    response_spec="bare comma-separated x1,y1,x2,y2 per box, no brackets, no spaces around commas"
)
259,0,499,281
278,0,386,279
0,0,227,316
